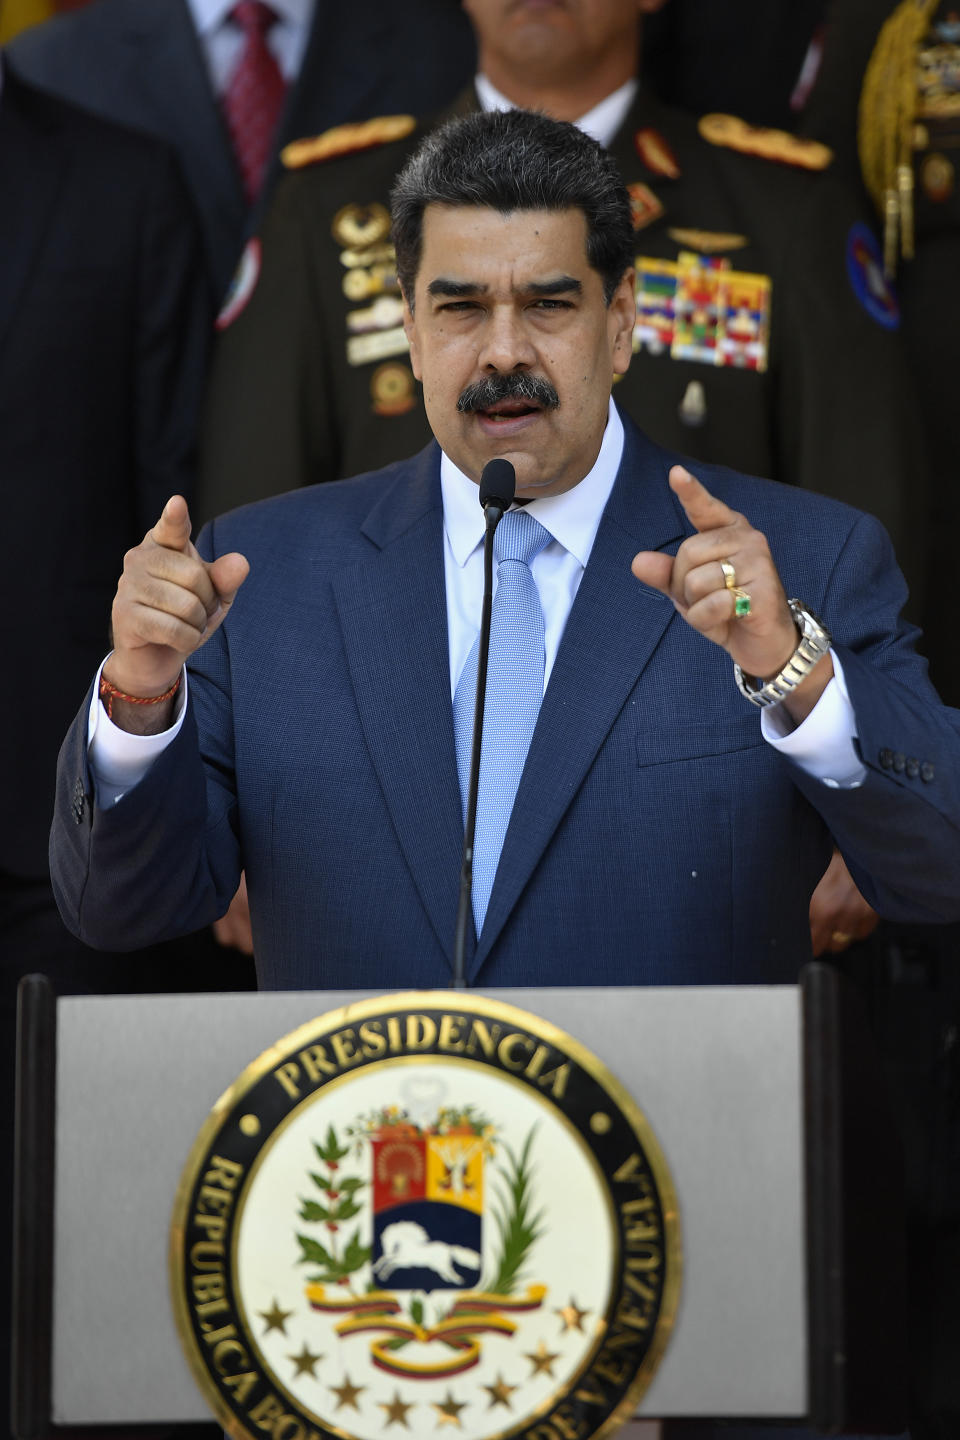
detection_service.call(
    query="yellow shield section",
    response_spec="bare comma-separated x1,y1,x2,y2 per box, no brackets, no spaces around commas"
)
425,1134,484,1215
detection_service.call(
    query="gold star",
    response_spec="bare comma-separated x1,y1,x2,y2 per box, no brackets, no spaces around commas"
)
482,1372,517,1409
258,1299,293,1335
555,1297,591,1333
378,1390,414,1428
329,1373,365,1411
432,1389,467,1427
524,1339,561,1377
288,1342,323,1378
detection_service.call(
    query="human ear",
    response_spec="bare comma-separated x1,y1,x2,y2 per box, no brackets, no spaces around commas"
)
610,268,636,374
401,292,423,381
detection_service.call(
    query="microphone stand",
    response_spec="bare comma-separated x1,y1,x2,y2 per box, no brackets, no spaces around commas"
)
452,461,515,988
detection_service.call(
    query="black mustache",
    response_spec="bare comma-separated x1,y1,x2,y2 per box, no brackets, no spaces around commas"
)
457,373,560,413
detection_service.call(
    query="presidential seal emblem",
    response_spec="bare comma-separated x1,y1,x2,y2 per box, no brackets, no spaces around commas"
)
171,994,680,1440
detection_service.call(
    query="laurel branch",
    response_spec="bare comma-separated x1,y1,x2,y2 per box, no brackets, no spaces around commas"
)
482,1126,545,1298
296,1124,371,1285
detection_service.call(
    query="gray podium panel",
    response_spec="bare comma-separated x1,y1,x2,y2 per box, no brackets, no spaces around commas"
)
51,986,805,1425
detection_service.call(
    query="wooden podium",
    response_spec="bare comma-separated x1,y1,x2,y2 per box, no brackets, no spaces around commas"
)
12,966,906,1437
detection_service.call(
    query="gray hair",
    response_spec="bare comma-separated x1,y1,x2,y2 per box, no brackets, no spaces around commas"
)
390,109,635,307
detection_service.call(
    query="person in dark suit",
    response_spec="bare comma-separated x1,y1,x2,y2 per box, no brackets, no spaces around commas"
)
798,7,960,1433
0,59,213,966
6,0,476,302
50,108,960,995
0,60,249,1440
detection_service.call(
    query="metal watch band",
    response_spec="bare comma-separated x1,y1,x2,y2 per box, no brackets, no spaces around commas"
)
733,598,833,709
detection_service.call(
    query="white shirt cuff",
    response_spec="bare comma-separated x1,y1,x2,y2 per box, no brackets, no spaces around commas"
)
760,649,866,788
87,656,187,806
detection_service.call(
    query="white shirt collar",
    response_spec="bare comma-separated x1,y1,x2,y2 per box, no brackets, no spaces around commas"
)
474,72,637,150
440,398,625,571
186,0,312,36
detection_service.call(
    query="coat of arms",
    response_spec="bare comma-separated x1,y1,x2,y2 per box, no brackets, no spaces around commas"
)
298,1101,546,1381
171,995,680,1440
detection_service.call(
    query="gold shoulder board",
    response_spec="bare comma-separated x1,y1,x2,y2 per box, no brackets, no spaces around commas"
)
698,113,833,171
282,115,417,171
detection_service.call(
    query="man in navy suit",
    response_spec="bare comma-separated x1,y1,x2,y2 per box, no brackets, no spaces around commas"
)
51,108,960,996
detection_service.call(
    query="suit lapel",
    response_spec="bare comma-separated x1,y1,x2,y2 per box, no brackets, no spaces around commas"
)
471,419,687,977
274,3,392,142
119,0,245,232
0,71,68,355
331,446,466,973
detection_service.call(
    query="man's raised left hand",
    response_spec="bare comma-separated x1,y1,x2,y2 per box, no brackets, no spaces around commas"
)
631,465,834,724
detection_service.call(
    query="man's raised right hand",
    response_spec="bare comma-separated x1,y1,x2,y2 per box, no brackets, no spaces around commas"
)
103,495,249,732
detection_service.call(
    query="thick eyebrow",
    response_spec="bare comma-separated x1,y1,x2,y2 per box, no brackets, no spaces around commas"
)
427,278,486,298
425,275,583,299
527,276,582,297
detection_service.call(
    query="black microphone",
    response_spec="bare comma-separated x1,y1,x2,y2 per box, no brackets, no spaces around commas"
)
478,457,516,520
452,459,517,988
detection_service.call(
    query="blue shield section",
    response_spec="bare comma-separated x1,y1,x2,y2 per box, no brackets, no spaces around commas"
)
371,1199,482,1292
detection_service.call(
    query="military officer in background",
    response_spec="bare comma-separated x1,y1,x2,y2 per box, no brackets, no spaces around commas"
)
199,0,922,605
801,0,960,707
799,6,960,1436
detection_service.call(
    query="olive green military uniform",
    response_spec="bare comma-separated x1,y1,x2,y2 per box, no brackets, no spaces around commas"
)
802,11,960,1435
199,87,922,595
801,0,960,703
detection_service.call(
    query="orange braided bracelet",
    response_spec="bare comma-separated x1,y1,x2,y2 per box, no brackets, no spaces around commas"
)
99,672,182,721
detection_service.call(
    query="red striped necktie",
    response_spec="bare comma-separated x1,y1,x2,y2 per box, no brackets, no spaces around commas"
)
223,1,288,206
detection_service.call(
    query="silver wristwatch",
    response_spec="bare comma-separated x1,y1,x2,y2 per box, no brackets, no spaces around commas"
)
734,599,832,708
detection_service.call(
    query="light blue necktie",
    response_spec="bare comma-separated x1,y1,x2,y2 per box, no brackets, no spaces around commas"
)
452,509,552,935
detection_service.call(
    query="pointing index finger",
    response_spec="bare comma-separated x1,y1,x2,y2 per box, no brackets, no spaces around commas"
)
669,465,738,533
150,494,193,552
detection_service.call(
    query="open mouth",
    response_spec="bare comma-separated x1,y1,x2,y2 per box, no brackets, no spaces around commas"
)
458,374,560,426
479,399,543,423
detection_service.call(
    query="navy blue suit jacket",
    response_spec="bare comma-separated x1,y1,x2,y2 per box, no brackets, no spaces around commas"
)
51,416,960,989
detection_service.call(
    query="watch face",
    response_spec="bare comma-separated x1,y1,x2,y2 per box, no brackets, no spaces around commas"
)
788,600,831,648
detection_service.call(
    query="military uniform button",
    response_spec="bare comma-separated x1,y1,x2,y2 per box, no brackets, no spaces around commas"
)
921,762,935,783
906,757,920,778
679,380,708,427
879,747,893,768
892,752,906,773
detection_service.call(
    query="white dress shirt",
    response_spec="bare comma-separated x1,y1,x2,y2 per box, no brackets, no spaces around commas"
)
88,400,865,805
474,72,638,151
185,0,314,95
441,400,624,697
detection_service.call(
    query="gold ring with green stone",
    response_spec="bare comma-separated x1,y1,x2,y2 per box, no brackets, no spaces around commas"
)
731,586,752,618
